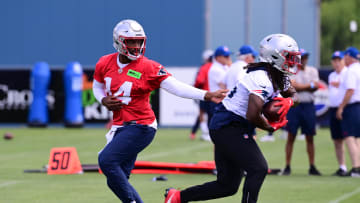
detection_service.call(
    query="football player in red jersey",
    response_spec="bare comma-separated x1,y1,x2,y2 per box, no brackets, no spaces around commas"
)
92,19,228,203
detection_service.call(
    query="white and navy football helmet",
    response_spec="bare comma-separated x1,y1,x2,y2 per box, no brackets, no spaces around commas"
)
259,34,301,75
113,19,146,60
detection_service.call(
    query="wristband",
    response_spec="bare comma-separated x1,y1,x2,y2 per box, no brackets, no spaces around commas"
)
310,82,315,89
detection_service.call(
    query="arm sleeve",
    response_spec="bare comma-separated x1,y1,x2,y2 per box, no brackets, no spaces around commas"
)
160,76,207,100
92,79,106,103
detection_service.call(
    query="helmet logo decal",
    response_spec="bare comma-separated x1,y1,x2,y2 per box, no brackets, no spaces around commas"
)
157,65,167,76
259,33,300,75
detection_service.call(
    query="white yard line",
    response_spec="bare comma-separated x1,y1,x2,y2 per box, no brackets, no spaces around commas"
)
139,142,211,160
329,187,360,203
0,181,20,188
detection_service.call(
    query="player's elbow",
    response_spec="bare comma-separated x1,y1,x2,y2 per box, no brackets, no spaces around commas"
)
347,89,355,95
246,111,259,123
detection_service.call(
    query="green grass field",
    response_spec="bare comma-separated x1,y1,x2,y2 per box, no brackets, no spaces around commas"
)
0,127,359,203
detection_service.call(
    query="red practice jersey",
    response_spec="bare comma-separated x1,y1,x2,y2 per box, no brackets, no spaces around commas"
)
93,53,171,125
194,62,212,91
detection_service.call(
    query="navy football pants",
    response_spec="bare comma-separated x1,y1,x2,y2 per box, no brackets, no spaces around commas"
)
98,124,156,203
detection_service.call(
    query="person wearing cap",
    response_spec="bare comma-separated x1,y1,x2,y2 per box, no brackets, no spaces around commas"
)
207,45,232,122
223,45,258,90
222,45,259,140
282,48,322,176
189,49,214,141
336,46,360,177
328,51,348,176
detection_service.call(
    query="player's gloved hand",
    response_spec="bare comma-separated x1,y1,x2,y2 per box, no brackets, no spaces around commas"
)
269,117,288,132
273,97,294,119
101,95,123,111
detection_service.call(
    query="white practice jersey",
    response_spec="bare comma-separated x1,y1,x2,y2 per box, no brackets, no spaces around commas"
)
208,59,229,91
328,67,347,107
222,68,283,118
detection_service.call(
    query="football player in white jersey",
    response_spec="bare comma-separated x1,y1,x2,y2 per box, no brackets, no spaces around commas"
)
165,34,300,203
223,45,258,90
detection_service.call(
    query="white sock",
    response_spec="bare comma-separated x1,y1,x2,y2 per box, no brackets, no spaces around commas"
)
339,165,347,171
200,121,209,134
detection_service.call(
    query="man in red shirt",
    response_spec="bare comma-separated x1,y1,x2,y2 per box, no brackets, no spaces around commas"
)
190,50,213,140
93,19,227,203
194,51,213,91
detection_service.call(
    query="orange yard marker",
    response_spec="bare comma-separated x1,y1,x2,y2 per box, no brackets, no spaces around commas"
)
47,147,83,175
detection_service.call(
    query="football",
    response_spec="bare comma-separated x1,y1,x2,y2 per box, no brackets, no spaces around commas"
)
263,100,281,122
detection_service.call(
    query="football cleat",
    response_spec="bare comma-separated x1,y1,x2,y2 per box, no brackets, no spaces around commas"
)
309,165,322,176
164,188,181,203
189,133,196,140
200,133,211,142
348,167,360,177
281,165,291,176
332,168,348,176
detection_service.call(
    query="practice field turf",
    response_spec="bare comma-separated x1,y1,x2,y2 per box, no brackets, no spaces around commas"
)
0,127,359,203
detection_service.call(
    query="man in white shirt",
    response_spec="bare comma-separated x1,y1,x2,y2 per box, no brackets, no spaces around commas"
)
207,45,231,122
223,45,261,140
328,51,348,176
336,47,360,177
223,45,258,91
208,46,231,92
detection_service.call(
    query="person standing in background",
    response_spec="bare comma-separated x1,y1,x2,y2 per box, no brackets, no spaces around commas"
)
328,51,348,176
207,46,232,125
282,48,322,176
223,44,258,139
223,45,258,91
336,47,360,177
190,50,213,141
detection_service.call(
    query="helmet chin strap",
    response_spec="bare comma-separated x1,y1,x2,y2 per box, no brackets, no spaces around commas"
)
127,54,137,61
126,51,142,61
